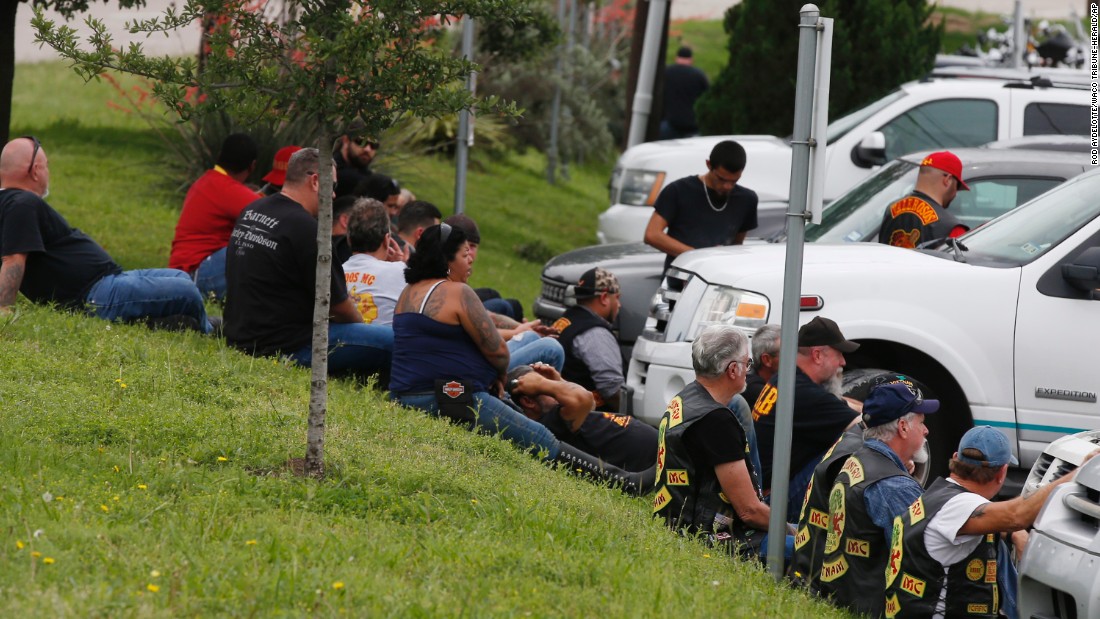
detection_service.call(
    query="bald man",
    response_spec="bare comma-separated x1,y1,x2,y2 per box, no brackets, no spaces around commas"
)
0,137,214,332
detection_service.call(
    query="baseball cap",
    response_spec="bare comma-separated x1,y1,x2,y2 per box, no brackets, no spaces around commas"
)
920,151,970,191
861,382,939,428
676,46,693,59
797,317,859,353
262,145,302,185
957,426,1018,467
575,267,620,297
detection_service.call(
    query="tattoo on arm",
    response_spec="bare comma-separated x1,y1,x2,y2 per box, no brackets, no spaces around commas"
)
968,505,987,520
0,261,25,308
461,286,508,372
490,312,519,329
421,287,447,319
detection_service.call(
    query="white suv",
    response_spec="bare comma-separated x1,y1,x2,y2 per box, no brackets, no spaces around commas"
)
599,71,1089,243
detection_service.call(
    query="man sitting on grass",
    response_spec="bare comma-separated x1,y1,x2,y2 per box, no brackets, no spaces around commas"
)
0,136,215,333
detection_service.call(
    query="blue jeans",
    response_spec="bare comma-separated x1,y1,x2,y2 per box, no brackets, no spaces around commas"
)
728,394,762,488
193,246,227,302
483,297,518,320
999,538,1019,619
508,333,565,371
395,391,560,459
86,268,212,333
288,323,393,375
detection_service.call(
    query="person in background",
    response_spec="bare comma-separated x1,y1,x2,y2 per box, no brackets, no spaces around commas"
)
356,173,401,217
745,324,781,407
551,267,624,412
331,195,357,266
878,151,969,249
395,200,442,258
258,145,302,196
342,198,406,325
659,45,709,140
443,213,524,320
333,119,377,198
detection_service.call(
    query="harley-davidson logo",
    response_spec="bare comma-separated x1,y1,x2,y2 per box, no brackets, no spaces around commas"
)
442,381,464,398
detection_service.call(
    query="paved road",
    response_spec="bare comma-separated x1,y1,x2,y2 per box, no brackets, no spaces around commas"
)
16,0,1087,64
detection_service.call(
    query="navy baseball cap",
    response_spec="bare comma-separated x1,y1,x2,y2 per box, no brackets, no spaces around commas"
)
861,382,939,428
957,426,1018,467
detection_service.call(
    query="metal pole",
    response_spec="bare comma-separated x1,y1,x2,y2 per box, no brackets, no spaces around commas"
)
561,0,577,180
454,15,475,214
626,0,668,148
1011,0,1024,68
547,0,567,184
767,3,821,579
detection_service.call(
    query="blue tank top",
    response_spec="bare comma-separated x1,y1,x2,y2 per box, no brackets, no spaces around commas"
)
389,312,498,394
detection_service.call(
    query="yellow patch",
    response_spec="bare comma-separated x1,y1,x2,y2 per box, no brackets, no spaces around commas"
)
899,573,927,598
666,469,689,486
886,516,904,587
809,508,829,530
752,383,778,421
840,456,866,485
845,538,870,558
794,526,811,551
967,604,989,614
985,559,997,584
884,593,901,618
667,397,684,428
718,491,731,505
824,483,846,554
550,317,571,333
993,583,999,613
908,497,926,525
889,196,940,225
820,556,849,582
652,486,672,513
656,417,668,480
966,558,985,581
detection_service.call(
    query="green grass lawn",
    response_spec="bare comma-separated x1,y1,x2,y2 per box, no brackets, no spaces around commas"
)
3,62,854,617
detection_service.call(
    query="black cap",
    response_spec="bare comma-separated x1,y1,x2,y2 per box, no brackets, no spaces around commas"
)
676,46,693,59
798,317,859,353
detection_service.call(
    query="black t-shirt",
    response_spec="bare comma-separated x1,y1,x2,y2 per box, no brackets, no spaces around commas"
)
334,151,371,199
743,372,768,412
662,64,709,132
683,406,748,469
541,407,657,473
653,176,758,269
752,367,858,490
0,189,121,307
224,193,349,356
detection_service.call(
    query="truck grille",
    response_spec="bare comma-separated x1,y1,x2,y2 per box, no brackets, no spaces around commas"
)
643,268,692,342
540,277,567,306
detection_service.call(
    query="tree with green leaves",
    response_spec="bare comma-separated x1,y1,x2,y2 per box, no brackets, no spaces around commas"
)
32,0,528,477
696,0,941,137
2,0,148,145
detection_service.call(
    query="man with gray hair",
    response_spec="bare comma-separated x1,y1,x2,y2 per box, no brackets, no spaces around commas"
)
810,382,934,616
653,324,790,564
745,324,781,407
342,198,406,325
225,148,392,376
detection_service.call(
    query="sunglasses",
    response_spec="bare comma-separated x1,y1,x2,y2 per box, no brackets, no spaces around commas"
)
22,135,41,175
355,137,379,150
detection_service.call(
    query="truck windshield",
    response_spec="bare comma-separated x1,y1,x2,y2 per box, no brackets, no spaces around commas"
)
825,89,908,143
961,171,1100,264
805,159,919,242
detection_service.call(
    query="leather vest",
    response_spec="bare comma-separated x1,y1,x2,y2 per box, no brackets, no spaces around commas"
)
789,427,864,588
815,445,908,617
553,306,611,394
884,478,1000,619
653,382,759,540
878,192,966,249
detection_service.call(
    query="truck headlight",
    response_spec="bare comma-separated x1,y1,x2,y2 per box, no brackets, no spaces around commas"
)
618,169,666,206
686,286,769,339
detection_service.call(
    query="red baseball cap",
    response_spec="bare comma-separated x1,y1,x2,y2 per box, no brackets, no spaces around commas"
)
919,151,969,191
262,145,303,185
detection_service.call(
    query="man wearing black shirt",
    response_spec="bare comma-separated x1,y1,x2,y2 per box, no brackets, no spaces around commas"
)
333,120,377,199
224,148,391,375
644,140,758,271
506,363,656,474
660,46,709,139
0,137,213,332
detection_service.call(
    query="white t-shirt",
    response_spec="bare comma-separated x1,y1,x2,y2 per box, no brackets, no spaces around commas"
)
922,478,991,617
341,253,407,325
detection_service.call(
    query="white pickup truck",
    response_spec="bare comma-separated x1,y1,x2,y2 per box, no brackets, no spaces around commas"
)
599,70,1089,243
626,167,1100,478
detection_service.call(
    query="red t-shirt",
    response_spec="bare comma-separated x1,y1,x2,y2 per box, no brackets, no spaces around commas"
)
168,167,260,272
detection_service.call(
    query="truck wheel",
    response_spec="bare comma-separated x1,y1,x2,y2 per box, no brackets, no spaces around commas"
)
842,368,940,486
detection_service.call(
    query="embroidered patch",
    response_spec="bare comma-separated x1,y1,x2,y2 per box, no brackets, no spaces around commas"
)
667,397,684,428
820,555,849,582
824,483,846,554
809,508,829,530
899,572,927,598
966,558,985,581
908,497,926,525
666,469,689,486
442,381,464,398
845,538,870,558
840,456,866,485
652,486,672,513
794,526,811,551
884,593,901,618
550,317,571,332
967,603,989,614
890,196,940,225
655,417,667,480
886,516,904,588
985,559,997,584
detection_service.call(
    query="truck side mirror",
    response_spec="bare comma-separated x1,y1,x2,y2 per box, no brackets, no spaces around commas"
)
1062,246,1100,298
852,132,887,168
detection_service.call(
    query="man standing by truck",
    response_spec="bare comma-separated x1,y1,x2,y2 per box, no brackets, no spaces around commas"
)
643,140,758,271
878,151,969,249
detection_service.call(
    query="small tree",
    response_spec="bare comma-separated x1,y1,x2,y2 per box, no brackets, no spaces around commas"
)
696,0,941,137
33,0,528,477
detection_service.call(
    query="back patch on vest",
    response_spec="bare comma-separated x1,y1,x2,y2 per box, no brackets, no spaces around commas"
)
653,486,672,513
839,456,865,485
820,555,849,582
667,396,684,428
886,516,904,587
824,483,846,554
885,593,901,618
890,196,940,225
794,525,810,550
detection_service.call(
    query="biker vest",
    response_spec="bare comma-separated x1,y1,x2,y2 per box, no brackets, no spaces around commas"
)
789,427,864,588
553,305,612,396
884,478,999,619
815,445,908,617
878,191,967,249
653,381,760,541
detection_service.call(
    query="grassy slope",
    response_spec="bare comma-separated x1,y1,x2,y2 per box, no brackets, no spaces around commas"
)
3,63,852,617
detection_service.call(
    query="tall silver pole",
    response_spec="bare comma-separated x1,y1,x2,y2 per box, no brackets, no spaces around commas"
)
454,15,475,214
626,0,668,148
561,0,577,180
767,3,821,579
546,0,567,183
1011,0,1024,68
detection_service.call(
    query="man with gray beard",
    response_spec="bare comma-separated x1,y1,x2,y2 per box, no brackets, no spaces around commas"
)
752,317,862,518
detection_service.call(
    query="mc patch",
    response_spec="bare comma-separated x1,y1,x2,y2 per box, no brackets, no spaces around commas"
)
794,526,811,550
666,469,689,486
824,484,846,554
809,508,829,530
966,558,985,581
652,486,672,513
899,573,927,598
820,556,849,582
667,397,684,428
840,456,866,485
845,538,870,558
908,497,926,525
442,381,465,398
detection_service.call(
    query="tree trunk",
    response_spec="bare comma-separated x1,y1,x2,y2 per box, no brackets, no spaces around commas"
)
305,122,336,478
0,0,19,145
